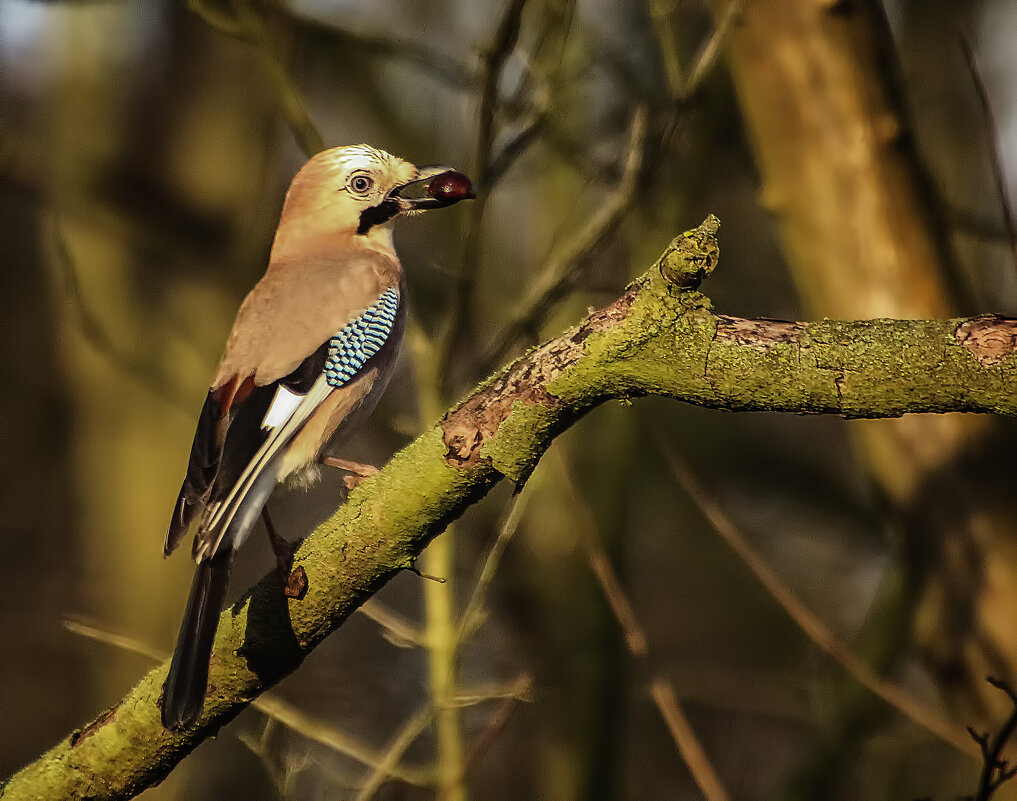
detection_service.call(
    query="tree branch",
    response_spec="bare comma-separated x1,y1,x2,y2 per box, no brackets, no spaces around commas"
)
6,216,1017,800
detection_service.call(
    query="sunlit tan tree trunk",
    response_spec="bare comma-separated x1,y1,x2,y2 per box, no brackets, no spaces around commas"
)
714,0,1015,726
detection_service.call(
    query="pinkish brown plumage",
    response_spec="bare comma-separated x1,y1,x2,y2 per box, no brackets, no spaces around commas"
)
161,145,473,730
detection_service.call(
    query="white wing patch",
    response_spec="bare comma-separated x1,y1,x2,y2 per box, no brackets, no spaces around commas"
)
195,287,402,563
262,385,304,429
198,376,332,560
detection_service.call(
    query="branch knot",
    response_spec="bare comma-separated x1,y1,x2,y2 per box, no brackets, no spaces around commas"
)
656,214,721,289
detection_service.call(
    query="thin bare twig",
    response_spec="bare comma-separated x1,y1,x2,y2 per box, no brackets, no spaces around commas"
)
63,620,165,662
648,0,684,97
968,677,1017,801
476,106,648,373
408,317,467,801
956,27,1017,270
235,716,314,799
648,678,731,801
476,0,530,190
442,680,533,709
441,0,531,388
352,683,533,801
552,450,732,801
63,619,429,785
357,599,424,648
659,448,979,759
539,123,618,185
251,696,429,786
683,0,743,99
482,46,551,186
354,704,436,801
486,104,548,186
421,528,465,801
436,674,533,801
648,0,741,101
456,488,531,644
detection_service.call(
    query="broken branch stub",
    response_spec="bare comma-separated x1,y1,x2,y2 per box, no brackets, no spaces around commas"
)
656,214,721,289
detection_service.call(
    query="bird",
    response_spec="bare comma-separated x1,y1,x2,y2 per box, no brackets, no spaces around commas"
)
161,144,474,730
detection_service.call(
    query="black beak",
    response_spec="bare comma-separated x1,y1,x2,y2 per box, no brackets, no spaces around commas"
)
358,168,475,236
388,168,476,210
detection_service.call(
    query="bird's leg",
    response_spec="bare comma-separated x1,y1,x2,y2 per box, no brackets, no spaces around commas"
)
262,507,307,598
322,456,380,490
261,506,299,575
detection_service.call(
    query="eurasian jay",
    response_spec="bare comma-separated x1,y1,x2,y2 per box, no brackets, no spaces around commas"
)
161,144,474,730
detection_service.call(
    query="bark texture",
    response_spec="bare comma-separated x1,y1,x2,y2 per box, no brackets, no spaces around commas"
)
4,218,1017,800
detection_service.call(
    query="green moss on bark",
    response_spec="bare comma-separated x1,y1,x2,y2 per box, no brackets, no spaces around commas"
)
7,217,1017,800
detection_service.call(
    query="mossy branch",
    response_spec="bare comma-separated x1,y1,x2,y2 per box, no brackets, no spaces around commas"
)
6,215,1017,800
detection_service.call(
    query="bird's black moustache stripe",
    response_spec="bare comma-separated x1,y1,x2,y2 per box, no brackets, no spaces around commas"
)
357,199,400,236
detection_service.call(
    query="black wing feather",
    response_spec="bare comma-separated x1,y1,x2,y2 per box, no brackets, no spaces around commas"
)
163,343,328,557
165,392,223,556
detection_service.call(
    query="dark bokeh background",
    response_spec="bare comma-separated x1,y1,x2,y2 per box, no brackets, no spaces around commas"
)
4,1,1017,799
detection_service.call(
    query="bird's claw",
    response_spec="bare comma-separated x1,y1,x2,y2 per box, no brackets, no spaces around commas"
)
322,456,380,490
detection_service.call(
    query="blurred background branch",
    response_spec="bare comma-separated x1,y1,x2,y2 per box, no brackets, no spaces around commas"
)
6,1,1017,800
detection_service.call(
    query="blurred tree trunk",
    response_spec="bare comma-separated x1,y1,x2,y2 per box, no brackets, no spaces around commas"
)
713,0,1014,738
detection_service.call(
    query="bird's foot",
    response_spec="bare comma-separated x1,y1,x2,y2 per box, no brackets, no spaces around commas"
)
322,456,380,490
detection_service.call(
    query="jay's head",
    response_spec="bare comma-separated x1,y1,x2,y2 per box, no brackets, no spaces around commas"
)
273,144,474,258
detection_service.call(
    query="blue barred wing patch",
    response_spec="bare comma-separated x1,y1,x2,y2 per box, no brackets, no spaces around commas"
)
324,287,400,388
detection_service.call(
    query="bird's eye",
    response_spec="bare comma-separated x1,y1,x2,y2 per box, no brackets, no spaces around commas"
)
349,173,375,195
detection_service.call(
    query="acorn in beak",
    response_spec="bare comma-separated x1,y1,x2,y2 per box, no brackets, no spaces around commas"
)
358,168,474,235
388,167,476,211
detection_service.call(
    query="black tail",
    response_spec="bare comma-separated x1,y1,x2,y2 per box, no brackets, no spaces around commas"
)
162,552,232,730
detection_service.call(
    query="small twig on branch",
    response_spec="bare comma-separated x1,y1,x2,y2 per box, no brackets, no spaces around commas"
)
968,677,1017,801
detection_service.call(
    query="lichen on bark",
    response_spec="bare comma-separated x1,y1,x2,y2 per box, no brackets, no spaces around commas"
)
6,216,1017,801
